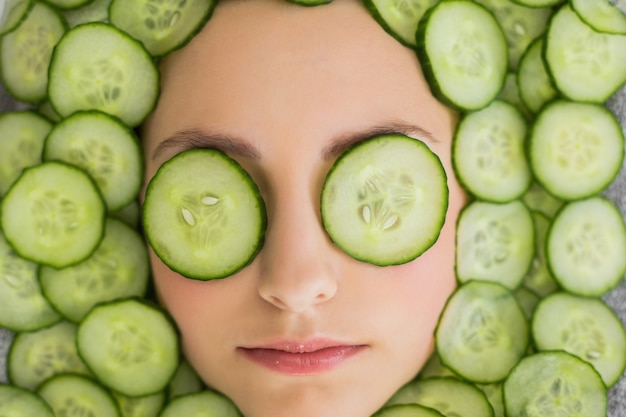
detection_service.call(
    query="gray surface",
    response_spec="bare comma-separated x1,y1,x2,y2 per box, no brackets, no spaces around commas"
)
1,71,626,415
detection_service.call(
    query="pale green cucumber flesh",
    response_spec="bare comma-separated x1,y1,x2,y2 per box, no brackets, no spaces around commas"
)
143,149,266,280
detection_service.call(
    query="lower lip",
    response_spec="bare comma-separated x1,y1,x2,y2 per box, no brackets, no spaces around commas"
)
237,345,367,375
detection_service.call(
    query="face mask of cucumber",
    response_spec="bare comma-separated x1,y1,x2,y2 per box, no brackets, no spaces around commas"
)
1,1,626,417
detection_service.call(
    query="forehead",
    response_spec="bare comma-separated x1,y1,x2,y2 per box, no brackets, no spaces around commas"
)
143,0,454,158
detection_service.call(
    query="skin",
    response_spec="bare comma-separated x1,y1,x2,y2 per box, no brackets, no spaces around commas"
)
142,1,465,416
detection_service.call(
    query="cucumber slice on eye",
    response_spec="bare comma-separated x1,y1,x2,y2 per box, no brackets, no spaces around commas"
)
0,161,106,269
47,22,159,127
143,149,267,280
435,281,529,383
532,292,626,387
546,197,626,297
109,0,217,57
503,351,607,417
415,0,508,111
321,134,448,267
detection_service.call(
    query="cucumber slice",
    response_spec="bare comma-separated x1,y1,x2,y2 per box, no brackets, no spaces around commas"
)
497,72,530,120
111,200,141,229
372,404,445,417
0,384,54,416
532,292,626,387
386,377,494,417
168,358,204,400
435,281,529,383
529,100,625,201
43,110,144,211
63,0,111,28
143,149,266,280
159,390,241,417
516,37,558,114
45,0,94,10
76,298,180,397
510,0,563,6
474,0,552,70
503,351,607,417
455,200,535,290
0,0,33,36
452,100,531,203
48,22,159,127
0,1,67,103
415,0,508,110
39,218,150,323
0,111,52,196
321,134,448,266
521,211,558,298
521,182,563,219
513,286,540,320
37,374,121,417
544,4,626,103
109,0,216,57
546,197,626,297
286,0,334,5
36,100,62,122
112,390,166,417
418,351,456,379
0,230,61,332
0,161,106,269
8,320,91,390
478,383,504,417
363,0,439,47
571,0,626,34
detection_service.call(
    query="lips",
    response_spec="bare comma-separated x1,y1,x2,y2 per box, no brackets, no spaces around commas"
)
237,340,367,375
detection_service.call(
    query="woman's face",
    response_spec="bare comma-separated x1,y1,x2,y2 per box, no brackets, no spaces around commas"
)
142,1,464,416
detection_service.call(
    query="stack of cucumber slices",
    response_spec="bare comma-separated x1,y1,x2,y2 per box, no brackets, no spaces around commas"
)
0,0,626,417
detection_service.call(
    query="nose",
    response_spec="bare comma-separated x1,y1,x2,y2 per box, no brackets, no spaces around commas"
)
257,181,338,313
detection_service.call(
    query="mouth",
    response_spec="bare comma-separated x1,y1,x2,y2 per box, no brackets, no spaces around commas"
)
237,340,368,375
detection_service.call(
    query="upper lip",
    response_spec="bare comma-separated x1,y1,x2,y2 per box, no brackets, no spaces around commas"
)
238,339,365,353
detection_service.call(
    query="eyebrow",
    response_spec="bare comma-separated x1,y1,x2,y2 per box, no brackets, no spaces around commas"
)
321,121,439,160
151,121,438,161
